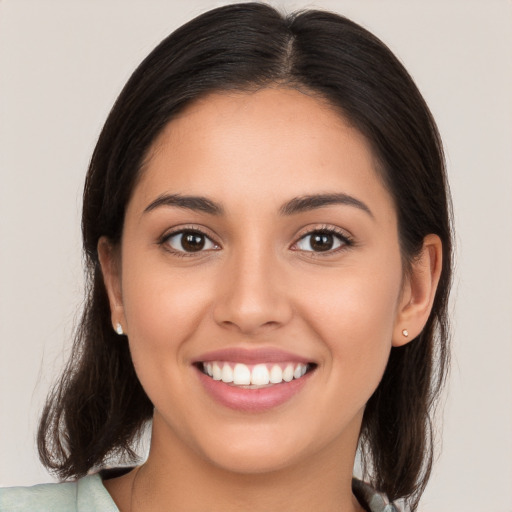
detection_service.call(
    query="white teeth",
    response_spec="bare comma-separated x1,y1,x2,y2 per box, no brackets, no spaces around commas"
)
251,364,270,386
212,362,222,381
233,363,251,385
283,364,294,382
221,363,233,383
295,364,306,378
202,361,310,386
269,365,283,384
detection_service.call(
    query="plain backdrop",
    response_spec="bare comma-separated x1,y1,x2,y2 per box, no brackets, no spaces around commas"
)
1,1,511,511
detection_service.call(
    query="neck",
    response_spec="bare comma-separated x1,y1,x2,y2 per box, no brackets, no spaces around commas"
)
127,416,364,512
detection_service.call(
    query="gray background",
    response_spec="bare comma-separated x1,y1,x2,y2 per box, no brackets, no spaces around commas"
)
1,1,511,510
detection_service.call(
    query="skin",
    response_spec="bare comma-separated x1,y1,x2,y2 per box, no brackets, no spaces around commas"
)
99,88,442,512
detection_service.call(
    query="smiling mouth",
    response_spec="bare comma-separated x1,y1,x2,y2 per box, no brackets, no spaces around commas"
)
197,361,316,388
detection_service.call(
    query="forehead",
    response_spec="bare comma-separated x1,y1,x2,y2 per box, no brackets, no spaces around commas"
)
133,87,393,218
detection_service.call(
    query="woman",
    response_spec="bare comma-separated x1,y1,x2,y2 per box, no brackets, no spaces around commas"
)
0,3,452,511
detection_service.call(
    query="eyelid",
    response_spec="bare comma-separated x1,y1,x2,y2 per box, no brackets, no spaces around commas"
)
157,223,353,257
158,224,221,255
290,225,354,254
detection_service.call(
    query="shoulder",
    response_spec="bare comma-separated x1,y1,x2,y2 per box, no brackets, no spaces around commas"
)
0,474,119,512
0,479,79,512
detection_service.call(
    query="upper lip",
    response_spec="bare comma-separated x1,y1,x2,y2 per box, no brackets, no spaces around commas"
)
193,347,313,365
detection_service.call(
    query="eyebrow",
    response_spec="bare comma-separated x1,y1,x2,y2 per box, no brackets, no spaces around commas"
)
279,193,374,218
143,194,224,215
143,192,373,218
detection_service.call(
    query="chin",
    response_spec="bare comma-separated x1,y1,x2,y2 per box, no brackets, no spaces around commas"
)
205,444,303,476
193,418,335,477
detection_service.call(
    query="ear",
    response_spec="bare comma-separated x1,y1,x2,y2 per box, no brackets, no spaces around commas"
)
392,234,443,347
97,236,126,334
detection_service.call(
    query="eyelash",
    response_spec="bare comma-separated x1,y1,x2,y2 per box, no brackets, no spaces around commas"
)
158,225,354,257
159,226,220,258
291,226,354,256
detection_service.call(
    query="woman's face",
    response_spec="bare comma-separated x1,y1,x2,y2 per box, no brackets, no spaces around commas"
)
104,88,410,474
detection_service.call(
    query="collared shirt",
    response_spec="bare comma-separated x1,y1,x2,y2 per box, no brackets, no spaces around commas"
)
0,474,400,511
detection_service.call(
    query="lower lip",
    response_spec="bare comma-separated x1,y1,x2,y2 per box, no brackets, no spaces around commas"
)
195,367,313,412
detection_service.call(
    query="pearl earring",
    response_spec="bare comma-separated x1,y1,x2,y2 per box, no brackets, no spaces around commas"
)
115,323,124,335
402,329,409,337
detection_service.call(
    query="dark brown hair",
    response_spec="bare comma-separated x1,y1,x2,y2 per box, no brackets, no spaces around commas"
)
38,3,452,510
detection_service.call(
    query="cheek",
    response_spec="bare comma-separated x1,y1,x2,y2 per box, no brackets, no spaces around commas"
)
302,262,400,336
119,253,215,394
296,261,402,398
121,252,211,339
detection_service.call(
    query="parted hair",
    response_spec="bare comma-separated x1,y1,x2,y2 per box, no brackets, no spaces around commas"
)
38,3,452,510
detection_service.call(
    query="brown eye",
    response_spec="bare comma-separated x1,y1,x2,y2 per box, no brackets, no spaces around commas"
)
165,230,217,253
295,231,345,253
310,233,334,251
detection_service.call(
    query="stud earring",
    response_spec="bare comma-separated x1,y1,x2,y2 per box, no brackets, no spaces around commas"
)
115,323,124,336
402,329,409,337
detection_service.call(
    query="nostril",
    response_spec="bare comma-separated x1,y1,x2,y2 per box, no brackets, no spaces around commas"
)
216,317,285,335
212,277,293,334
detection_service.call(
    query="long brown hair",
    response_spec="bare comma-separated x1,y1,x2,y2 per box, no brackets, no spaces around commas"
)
38,4,452,510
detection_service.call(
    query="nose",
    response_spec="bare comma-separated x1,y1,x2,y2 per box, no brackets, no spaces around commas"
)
212,245,293,335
